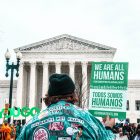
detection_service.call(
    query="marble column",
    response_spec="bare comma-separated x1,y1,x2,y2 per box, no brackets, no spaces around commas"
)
130,91,136,122
29,62,36,108
16,62,24,108
69,61,75,83
42,61,49,109
55,61,61,74
81,61,88,109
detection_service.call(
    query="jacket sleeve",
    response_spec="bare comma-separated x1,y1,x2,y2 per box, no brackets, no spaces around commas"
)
86,111,115,140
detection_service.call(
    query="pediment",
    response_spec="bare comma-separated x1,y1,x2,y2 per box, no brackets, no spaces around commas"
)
14,34,116,52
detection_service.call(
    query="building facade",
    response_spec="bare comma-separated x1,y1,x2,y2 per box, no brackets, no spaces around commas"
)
0,34,139,123
126,80,140,123
14,34,116,110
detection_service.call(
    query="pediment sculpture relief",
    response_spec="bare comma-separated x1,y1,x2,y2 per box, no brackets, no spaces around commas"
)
25,38,99,51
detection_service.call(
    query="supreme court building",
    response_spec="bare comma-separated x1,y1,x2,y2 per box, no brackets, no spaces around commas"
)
0,34,140,123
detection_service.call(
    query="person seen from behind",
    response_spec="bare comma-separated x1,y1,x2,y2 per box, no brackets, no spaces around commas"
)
0,120,11,140
17,73,115,140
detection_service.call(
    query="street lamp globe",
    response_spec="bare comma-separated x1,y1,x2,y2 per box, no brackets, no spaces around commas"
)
16,51,22,59
5,49,11,60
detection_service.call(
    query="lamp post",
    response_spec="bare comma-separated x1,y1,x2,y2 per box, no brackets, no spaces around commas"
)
5,49,22,123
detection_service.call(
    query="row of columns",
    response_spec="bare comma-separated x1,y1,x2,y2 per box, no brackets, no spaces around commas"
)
16,61,88,109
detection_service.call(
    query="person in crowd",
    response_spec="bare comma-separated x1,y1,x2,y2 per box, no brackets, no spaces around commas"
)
17,73,115,140
15,120,22,139
123,123,132,140
0,124,2,139
131,123,137,139
116,127,128,140
0,120,11,140
134,124,140,140
10,123,16,140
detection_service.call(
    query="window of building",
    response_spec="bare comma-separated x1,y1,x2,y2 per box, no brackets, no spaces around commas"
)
135,100,140,110
126,100,129,110
137,119,140,123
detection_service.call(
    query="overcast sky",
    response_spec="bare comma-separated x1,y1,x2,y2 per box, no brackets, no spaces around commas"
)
0,0,139,80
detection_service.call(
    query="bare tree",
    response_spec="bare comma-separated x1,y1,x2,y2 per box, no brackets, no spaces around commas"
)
75,74,88,109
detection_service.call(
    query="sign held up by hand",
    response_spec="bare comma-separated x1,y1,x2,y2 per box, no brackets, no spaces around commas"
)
89,62,128,119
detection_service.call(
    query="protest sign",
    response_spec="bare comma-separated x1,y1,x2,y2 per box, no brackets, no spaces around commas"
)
0,106,40,118
89,62,128,119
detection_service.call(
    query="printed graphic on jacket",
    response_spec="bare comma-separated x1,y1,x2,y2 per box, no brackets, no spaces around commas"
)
48,122,64,131
32,127,49,140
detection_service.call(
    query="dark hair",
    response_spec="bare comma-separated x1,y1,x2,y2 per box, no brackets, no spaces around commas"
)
43,92,78,106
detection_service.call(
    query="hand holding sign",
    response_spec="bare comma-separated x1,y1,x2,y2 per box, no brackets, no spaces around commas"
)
103,116,115,128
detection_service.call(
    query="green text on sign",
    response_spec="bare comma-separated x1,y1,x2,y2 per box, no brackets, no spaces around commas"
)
89,110,126,120
90,62,128,90
0,106,40,118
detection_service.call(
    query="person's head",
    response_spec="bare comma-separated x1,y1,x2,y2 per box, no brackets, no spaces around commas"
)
43,73,78,106
15,120,21,126
3,120,8,125
10,123,14,127
17,120,21,125
118,127,123,133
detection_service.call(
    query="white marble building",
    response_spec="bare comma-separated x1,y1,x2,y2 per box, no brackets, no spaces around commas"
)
0,34,140,123
14,34,116,110
126,80,140,123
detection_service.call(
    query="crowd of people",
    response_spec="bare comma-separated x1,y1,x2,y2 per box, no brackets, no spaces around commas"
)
0,120,22,140
0,120,140,139
112,123,140,140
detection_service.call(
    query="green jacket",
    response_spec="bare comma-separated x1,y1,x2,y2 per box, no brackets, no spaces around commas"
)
17,101,114,140
16,125,22,138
